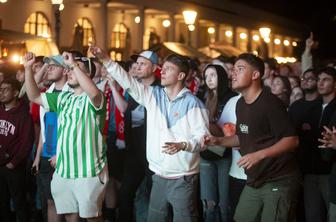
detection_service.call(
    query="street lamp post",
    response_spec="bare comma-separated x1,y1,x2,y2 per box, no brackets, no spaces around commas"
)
51,0,63,48
162,19,171,41
182,10,197,46
258,27,271,58
259,27,271,40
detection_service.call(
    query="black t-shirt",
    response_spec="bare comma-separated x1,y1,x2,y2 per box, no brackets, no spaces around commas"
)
288,98,319,129
324,112,336,203
288,98,321,173
236,90,298,188
288,97,336,174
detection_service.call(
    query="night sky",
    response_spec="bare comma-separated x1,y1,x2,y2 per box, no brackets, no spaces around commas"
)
235,0,336,60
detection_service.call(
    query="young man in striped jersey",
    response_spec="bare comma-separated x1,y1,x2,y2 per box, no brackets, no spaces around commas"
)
90,46,209,222
23,51,108,222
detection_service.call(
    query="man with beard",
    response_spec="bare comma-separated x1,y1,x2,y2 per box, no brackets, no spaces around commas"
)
289,68,320,168
291,67,336,222
23,51,108,222
0,78,35,222
31,55,70,222
289,68,320,130
288,68,320,222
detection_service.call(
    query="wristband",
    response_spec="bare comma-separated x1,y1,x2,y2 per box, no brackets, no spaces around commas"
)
181,142,188,151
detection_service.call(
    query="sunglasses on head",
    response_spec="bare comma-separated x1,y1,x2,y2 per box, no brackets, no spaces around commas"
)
72,57,92,75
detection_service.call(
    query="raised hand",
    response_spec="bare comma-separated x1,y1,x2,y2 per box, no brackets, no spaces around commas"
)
89,46,110,64
305,32,314,49
62,51,75,66
23,52,35,68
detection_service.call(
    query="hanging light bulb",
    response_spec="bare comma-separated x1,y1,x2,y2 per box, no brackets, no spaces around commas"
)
59,3,64,11
134,16,141,24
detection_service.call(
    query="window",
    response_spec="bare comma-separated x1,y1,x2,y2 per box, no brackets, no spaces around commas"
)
111,23,127,49
110,23,129,61
76,18,95,46
24,12,51,37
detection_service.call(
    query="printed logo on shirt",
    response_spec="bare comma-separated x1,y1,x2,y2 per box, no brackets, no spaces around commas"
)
239,124,248,134
0,120,15,136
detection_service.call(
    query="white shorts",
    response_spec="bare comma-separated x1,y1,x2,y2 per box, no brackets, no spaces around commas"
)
50,165,109,218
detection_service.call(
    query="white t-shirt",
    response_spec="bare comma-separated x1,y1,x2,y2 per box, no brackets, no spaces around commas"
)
218,94,247,180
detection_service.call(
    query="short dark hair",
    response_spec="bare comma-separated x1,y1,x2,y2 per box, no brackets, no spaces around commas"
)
237,53,265,78
264,58,278,71
317,67,336,80
164,54,190,76
188,59,199,72
1,77,22,92
35,56,44,64
302,68,317,78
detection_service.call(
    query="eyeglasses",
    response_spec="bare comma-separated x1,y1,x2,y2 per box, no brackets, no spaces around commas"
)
301,77,317,82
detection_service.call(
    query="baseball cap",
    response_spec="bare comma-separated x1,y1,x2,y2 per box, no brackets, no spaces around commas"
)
43,55,65,67
131,50,158,65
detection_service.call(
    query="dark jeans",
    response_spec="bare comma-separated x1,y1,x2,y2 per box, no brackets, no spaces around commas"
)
200,157,231,222
330,202,336,222
117,126,148,222
117,153,148,222
303,174,330,222
228,176,245,222
0,166,28,222
134,174,153,222
37,157,55,200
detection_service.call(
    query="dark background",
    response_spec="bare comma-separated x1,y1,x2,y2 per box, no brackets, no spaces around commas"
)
235,0,336,60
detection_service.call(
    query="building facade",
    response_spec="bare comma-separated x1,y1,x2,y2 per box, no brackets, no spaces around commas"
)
0,0,306,61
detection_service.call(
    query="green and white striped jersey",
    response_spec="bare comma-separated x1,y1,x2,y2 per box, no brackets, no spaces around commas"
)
41,92,107,179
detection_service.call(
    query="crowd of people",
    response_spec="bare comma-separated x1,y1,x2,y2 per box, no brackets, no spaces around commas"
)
0,32,336,222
